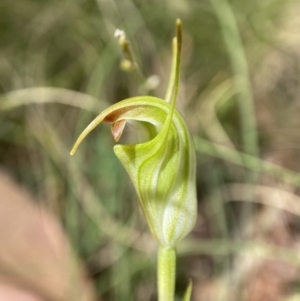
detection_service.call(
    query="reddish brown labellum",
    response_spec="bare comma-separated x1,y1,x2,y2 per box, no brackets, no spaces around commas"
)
111,120,127,142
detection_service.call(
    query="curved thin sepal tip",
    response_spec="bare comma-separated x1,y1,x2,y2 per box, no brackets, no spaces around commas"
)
176,19,182,28
70,133,88,155
70,139,83,156
176,19,182,39
69,110,109,155
70,135,85,155
70,138,83,155
182,279,193,301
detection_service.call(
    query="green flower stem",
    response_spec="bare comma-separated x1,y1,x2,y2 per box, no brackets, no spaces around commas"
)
158,246,176,301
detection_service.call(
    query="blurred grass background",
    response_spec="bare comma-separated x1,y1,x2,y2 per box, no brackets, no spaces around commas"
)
1,0,300,300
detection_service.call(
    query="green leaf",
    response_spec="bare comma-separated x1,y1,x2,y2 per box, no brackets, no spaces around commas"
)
182,279,193,301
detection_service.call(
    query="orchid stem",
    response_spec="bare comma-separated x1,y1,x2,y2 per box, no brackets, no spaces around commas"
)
158,246,176,301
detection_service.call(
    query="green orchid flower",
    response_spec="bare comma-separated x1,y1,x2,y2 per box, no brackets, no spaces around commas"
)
71,20,196,301
70,20,197,248
71,93,196,247
71,22,197,247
